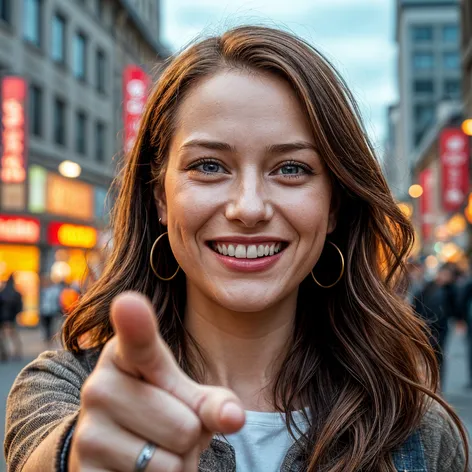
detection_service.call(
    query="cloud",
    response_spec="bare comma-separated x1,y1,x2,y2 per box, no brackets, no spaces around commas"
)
161,0,395,147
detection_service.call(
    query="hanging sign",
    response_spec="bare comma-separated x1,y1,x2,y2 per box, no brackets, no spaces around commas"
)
1,77,28,183
440,128,469,212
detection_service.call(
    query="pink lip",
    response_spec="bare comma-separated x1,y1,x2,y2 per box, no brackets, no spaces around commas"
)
210,248,284,272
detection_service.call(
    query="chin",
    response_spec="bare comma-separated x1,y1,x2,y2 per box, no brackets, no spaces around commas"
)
213,287,281,313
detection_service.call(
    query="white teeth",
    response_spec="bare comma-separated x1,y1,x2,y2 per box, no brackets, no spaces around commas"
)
235,245,246,258
213,242,284,259
247,245,258,259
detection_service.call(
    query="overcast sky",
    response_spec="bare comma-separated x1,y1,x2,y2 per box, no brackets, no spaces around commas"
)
161,0,396,156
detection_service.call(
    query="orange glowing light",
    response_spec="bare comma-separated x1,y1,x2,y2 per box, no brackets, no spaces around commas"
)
49,222,97,249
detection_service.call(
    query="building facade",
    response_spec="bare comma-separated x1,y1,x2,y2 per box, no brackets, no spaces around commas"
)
462,0,472,119
389,0,461,199
0,0,167,324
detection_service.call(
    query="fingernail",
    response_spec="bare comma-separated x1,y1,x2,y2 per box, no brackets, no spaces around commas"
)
220,402,245,423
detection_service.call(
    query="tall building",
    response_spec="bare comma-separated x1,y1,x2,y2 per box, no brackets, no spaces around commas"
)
462,0,472,118
0,0,168,325
384,104,401,192
389,0,461,198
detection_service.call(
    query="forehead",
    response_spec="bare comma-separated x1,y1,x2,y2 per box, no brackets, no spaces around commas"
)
172,70,314,145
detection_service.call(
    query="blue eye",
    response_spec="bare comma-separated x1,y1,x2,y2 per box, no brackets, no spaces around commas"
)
188,159,227,174
200,162,223,173
279,165,304,175
275,163,312,177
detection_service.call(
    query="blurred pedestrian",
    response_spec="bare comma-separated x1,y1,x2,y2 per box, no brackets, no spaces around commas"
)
413,263,460,387
0,274,23,360
406,259,425,305
459,264,472,389
39,276,66,348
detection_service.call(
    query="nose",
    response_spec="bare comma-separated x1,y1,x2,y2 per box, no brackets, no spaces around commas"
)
225,169,273,227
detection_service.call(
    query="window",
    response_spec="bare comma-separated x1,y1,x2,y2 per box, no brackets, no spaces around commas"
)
444,79,461,97
96,0,103,19
414,129,427,146
0,0,11,23
413,52,434,70
76,111,87,155
51,14,66,63
54,98,66,145
96,49,106,93
95,121,106,162
414,104,435,129
443,52,460,70
73,32,87,80
29,84,43,137
443,25,459,43
412,26,433,42
414,79,434,94
24,0,41,46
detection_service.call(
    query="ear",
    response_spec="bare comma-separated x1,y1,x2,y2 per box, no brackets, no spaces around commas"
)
154,184,168,226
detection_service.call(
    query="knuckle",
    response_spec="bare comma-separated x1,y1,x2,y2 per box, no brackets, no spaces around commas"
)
74,419,105,458
81,373,113,409
173,414,202,450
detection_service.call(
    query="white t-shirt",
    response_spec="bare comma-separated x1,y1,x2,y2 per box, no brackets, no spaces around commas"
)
223,410,309,472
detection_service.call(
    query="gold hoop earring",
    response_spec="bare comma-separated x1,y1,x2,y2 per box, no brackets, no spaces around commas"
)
311,241,344,289
150,232,180,281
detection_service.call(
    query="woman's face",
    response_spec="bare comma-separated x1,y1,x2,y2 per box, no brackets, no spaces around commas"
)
156,70,336,312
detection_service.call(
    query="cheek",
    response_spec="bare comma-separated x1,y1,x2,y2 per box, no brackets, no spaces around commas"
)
165,173,219,242
279,184,332,237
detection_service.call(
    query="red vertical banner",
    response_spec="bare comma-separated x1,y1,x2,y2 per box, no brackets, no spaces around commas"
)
1,77,27,183
123,65,150,155
440,128,469,212
419,168,434,241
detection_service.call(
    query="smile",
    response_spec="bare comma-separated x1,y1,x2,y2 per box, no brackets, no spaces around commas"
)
211,242,284,259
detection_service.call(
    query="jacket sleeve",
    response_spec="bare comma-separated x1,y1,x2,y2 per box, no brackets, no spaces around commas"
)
420,402,471,472
4,350,92,472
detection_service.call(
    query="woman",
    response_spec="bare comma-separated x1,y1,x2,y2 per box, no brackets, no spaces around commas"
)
5,26,469,472
0,274,23,360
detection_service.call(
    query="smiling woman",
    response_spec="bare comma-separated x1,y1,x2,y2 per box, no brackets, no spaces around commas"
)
4,26,470,472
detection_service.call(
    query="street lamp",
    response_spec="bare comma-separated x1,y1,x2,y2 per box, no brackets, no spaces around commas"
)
462,119,472,136
58,160,81,178
408,184,423,199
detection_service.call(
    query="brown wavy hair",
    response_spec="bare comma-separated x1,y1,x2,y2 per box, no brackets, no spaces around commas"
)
63,26,469,471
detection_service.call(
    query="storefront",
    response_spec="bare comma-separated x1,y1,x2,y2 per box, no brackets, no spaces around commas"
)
0,215,41,326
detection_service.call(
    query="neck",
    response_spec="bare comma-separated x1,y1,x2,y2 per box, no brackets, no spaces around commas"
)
184,283,297,411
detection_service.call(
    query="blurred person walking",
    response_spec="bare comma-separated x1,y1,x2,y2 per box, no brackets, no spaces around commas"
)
39,277,66,348
413,264,460,388
0,274,23,360
458,265,472,389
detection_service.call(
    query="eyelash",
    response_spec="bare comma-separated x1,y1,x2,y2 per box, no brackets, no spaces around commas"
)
186,158,314,178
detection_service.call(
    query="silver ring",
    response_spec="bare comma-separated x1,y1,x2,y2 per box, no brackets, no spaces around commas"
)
134,442,157,472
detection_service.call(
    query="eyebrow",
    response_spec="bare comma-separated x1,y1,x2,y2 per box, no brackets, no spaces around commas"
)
179,139,317,154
